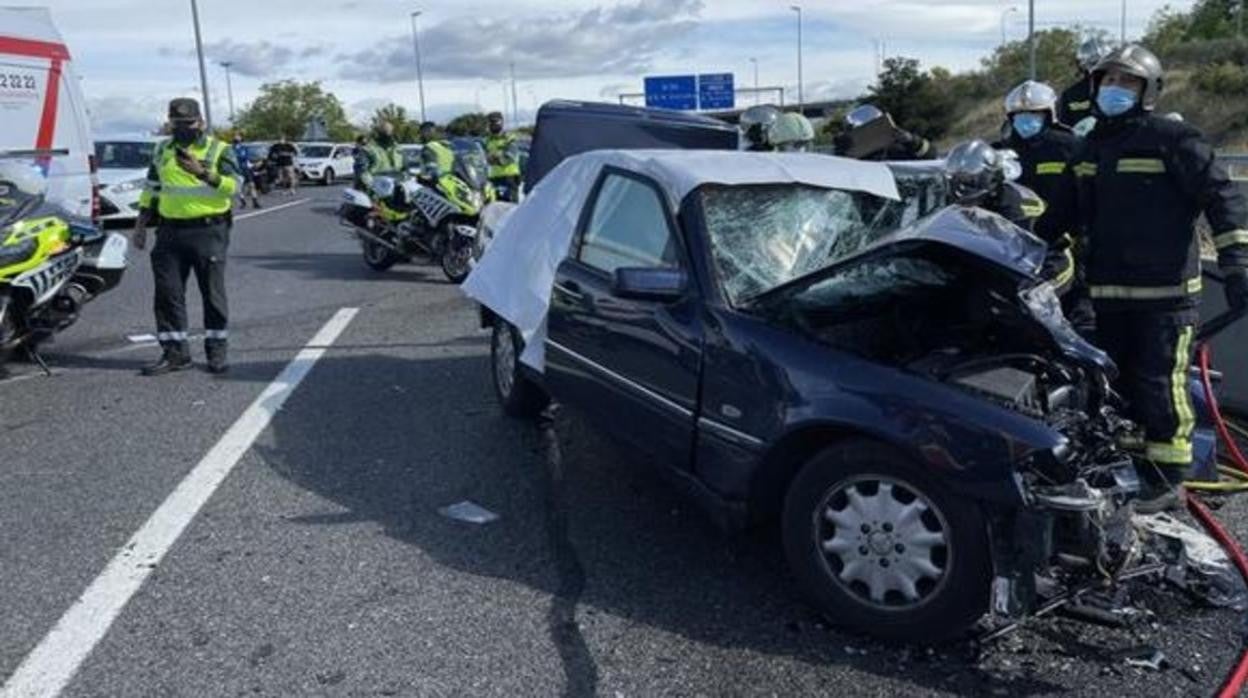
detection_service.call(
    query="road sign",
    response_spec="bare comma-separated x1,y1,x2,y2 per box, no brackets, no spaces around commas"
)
644,75,697,111
698,73,734,110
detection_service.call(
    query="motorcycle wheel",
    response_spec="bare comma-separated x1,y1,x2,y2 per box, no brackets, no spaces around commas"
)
362,239,400,271
440,245,472,284
0,309,20,367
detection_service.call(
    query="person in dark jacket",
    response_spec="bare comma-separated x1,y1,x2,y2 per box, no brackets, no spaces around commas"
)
1058,36,1109,128
1064,45,1248,509
995,80,1081,298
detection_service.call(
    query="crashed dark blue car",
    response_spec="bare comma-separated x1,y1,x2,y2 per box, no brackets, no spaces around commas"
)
471,150,1148,642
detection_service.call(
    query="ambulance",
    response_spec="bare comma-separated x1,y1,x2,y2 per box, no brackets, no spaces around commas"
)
1,6,97,221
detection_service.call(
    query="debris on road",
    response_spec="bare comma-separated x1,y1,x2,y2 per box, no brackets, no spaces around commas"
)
438,500,500,525
1119,645,1168,671
1135,512,1248,610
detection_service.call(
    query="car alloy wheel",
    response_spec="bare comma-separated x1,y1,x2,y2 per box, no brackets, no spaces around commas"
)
815,475,951,611
493,322,516,401
323,168,334,186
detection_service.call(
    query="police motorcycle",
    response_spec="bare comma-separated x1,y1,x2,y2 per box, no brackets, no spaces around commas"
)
0,156,128,370
339,150,492,284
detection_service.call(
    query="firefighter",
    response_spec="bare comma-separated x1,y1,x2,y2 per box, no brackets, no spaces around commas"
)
1058,36,1109,128
944,139,1045,230
833,104,933,161
1068,45,1248,509
134,98,240,376
739,105,781,151
770,112,816,152
997,80,1081,298
484,112,521,202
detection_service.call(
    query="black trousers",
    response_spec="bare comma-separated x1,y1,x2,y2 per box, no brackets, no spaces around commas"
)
1095,305,1198,470
151,221,230,355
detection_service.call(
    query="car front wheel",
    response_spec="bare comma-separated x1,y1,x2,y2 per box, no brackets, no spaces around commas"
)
782,438,990,642
322,168,334,186
491,321,548,418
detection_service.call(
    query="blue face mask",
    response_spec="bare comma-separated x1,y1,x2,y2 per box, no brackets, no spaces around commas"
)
1012,113,1046,140
1097,85,1138,117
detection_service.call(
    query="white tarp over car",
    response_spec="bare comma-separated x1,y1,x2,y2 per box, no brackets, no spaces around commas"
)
461,149,900,371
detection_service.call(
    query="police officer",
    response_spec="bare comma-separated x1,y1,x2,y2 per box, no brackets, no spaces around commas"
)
134,98,240,376
944,139,1045,229
484,112,521,202
358,121,402,188
996,80,1081,297
1058,36,1109,128
1067,45,1248,508
418,121,455,181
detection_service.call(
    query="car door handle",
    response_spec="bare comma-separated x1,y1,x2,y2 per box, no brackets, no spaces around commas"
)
554,280,583,300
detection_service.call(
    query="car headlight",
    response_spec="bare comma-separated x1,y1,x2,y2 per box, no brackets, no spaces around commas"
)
111,179,144,194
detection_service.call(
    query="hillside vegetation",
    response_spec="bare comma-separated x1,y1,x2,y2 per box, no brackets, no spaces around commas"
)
825,0,1248,152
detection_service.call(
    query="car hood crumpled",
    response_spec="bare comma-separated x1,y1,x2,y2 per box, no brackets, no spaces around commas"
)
461,149,900,372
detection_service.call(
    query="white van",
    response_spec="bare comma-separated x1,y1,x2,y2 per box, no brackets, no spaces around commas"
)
0,6,96,221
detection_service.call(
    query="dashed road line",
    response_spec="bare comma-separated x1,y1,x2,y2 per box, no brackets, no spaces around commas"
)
0,307,359,698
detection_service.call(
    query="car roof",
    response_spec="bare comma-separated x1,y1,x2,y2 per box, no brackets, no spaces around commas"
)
553,149,899,206
95,134,161,143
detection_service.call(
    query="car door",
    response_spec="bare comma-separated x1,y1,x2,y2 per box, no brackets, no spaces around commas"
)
332,146,353,178
545,168,702,470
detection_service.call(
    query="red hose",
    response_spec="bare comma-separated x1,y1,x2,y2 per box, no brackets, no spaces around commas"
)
1193,343,1248,697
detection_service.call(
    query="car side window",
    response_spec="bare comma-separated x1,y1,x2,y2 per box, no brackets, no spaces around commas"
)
578,173,679,275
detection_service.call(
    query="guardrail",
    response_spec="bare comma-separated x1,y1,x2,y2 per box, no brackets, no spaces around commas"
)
1221,153,1248,180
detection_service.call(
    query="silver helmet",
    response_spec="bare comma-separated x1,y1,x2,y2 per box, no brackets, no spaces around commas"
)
1077,36,1111,73
1092,44,1164,111
844,104,887,129
771,112,815,152
1004,80,1058,120
944,140,1005,206
740,105,781,149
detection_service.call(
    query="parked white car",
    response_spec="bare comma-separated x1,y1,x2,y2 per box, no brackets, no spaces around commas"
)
296,142,354,185
93,136,158,223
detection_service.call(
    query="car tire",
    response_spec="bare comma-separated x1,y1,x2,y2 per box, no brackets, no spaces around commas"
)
491,321,548,419
781,438,990,643
322,168,334,186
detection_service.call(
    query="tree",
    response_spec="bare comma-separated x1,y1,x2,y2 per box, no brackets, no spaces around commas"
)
1186,0,1238,40
445,112,490,137
233,80,355,141
369,104,420,141
978,28,1085,95
866,57,958,140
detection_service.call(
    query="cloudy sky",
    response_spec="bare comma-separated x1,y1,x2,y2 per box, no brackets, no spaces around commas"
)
37,0,1195,134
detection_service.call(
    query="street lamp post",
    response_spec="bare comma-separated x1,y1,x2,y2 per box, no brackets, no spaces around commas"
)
1001,6,1018,47
509,61,519,125
189,0,213,131
790,5,803,113
219,61,235,124
1027,0,1037,80
749,57,758,105
410,10,427,124
1121,0,1128,43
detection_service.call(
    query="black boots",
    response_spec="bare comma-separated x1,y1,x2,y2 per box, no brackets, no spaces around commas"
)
1135,463,1187,514
141,349,192,377
206,343,228,374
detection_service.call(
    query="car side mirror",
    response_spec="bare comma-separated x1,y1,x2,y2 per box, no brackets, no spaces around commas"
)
611,267,687,302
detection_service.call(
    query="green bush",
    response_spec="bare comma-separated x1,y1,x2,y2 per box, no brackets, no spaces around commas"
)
1193,61,1248,94
1163,38,1248,68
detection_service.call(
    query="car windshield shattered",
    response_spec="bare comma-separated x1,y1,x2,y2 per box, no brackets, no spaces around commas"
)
700,184,911,304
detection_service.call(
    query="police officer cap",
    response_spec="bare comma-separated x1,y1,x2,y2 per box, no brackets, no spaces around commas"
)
168,98,202,121
487,111,504,121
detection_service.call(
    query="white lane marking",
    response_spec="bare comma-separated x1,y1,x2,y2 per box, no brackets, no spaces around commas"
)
125,334,156,343
234,197,309,221
0,307,359,698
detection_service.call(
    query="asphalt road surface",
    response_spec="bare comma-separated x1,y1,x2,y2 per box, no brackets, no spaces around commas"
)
3,186,1248,697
